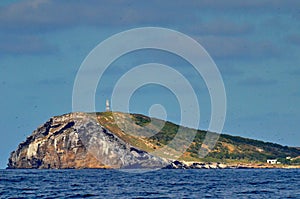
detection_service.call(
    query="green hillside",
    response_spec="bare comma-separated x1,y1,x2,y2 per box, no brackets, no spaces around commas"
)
95,112,300,165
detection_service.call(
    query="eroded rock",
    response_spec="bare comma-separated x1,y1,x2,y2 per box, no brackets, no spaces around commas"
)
7,113,168,169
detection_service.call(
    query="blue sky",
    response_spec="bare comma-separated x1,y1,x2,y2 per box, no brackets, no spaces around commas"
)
1,0,300,168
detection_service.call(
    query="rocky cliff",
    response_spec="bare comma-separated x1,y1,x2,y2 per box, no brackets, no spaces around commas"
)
7,112,168,169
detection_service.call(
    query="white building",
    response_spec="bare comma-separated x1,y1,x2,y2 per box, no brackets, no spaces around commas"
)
266,159,277,164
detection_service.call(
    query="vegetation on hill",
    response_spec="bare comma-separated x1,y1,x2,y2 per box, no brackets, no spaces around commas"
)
95,112,300,165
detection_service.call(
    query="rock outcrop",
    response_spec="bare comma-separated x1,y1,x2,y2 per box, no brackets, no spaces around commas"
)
164,161,229,169
7,113,168,169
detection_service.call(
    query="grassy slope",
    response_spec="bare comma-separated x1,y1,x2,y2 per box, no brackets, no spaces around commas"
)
95,112,300,165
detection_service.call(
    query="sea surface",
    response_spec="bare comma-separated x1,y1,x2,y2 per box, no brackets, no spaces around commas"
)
0,169,299,198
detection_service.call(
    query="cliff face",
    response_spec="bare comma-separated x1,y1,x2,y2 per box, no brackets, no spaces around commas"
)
7,113,167,169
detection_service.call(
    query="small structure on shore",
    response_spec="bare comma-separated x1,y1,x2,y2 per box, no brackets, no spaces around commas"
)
267,159,278,164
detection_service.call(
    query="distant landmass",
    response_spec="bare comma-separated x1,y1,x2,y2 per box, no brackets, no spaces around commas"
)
7,112,300,169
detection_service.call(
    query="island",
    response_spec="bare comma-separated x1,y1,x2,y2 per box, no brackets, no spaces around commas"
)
7,112,300,169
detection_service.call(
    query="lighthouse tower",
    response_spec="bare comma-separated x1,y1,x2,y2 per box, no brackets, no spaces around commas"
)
105,99,110,112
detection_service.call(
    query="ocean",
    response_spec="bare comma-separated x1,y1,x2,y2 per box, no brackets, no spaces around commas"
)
0,169,299,198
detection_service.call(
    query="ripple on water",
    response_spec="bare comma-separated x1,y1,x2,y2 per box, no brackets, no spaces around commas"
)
0,169,299,198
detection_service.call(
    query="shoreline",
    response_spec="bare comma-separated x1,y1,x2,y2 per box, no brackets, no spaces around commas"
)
165,160,300,169
5,162,300,170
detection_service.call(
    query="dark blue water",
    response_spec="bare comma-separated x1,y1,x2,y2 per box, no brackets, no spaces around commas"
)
0,169,299,198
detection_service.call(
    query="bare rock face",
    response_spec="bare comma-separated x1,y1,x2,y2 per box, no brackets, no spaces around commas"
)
7,113,168,169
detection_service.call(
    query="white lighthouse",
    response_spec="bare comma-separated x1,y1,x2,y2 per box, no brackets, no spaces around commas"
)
105,99,110,112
